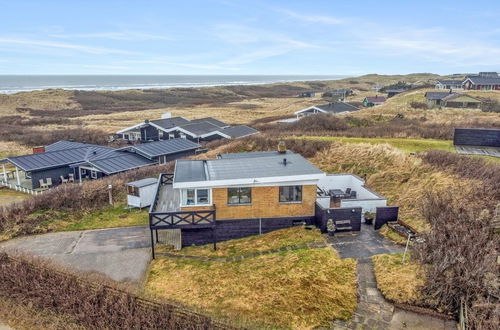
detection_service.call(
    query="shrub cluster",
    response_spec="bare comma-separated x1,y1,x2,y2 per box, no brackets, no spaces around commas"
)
0,253,234,329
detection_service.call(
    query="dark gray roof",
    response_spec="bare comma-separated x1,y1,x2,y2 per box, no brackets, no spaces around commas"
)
331,88,352,94
179,122,221,136
127,177,158,188
8,145,113,172
365,96,386,103
128,138,199,158
220,125,259,138
465,76,500,85
174,152,323,183
151,117,190,130
315,102,359,113
190,117,228,128
45,140,96,152
88,153,155,175
218,151,294,159
385,89,406,93
425,92,456,100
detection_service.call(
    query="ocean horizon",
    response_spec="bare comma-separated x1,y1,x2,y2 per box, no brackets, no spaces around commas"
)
0,74,350,94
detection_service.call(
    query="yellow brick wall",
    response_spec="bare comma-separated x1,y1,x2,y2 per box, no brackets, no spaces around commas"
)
182,185,316,220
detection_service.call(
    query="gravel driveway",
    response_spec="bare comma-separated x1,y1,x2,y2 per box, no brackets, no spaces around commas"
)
0,226,151,283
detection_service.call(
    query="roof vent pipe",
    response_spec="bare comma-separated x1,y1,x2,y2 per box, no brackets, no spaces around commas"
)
283,158,287,166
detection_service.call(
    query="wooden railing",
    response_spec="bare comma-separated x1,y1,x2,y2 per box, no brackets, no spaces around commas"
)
149,173,174,213
0,180,44,195
149,209,216,230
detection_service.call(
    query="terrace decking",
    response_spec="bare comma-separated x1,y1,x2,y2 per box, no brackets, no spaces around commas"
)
153,183,180,213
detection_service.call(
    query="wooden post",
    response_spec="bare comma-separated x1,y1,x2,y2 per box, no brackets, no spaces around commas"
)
155,230,159,243
2,163,6,182
212,227,217,251
15,167,20,186
79,167,82,184
150,229,155,259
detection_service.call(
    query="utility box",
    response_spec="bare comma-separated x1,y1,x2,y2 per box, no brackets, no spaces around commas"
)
126,178,158,208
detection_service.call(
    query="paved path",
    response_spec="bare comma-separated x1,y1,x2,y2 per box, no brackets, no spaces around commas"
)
0,226,151,283
329,226,456,329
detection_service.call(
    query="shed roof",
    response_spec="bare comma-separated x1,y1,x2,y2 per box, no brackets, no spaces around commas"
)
151,117,190,130
178,122,222,137
219,125,259,138
127,138,200,158
45,140,97,152
437,79,463,85
365,96,386,103
127,177,158,188
174,152,323,184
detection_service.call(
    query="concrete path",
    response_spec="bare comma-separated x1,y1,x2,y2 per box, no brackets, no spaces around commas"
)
329,226,456,330
0,226,151,283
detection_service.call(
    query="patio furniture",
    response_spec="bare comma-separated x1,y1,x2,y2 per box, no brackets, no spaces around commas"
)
350,190,357,199
68,173,75,183
329,189,346,198
46,178,53,187
345,188,351,195
39,179,48,189
60,175,69,184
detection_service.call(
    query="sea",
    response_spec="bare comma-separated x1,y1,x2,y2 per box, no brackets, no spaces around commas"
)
0,75,349,94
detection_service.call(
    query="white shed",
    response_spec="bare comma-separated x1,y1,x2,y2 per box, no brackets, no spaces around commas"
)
126,178,158,208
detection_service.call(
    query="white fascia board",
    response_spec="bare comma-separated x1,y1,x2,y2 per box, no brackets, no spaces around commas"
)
173,173,325,189
294,106,325,115
200,130,231,139
117,122,148,134
172,127,199,138
148,122,173,133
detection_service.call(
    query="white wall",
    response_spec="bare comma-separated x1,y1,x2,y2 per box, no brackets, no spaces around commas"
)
127,184,157,208
316,196,330,209
341,199,387,214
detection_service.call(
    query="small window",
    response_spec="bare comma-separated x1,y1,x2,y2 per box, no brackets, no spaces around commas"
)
279,186,302,203
81,169,87,175
180,133,186,139
197,189,209,204
185,189,195,205
90,170,98,179
127,185,139,197
228,187,252,205
124,134,129,140
169,133,175,139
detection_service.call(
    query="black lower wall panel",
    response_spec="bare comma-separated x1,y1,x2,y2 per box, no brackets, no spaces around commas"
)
374,206,399,230
181,216,315,247
329,208,362,231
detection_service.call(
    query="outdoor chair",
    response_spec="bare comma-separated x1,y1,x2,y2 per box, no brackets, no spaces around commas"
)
350,190,357,199
46,178,53,187
345,188,351,195
68,173,75,183
39,179,48,189
60,175,68,184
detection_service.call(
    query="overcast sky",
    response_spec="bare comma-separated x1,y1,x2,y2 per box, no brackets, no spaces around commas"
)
0,0,499,75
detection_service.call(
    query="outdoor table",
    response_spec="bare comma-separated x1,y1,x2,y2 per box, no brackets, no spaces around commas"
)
329,189,346,198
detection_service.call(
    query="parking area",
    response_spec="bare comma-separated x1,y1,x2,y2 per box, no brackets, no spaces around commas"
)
0,226,151,283
327,224,403,258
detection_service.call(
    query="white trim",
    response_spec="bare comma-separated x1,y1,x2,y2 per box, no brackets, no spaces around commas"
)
294,106,326,115
180,188,212,207
116,122,148,134
173,173,325,189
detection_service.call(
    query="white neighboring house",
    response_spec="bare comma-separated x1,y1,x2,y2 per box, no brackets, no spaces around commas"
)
294,102,360,119
435,80,464,90
127,178,158,208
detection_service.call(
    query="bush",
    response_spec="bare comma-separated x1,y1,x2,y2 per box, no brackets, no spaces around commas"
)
410,101,427,109
480,98,500,113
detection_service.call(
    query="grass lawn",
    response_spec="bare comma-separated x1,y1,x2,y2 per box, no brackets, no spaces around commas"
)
167,226,324,257
40,204,148,232
0,188,30,207
378,225,407,244
145,247,357,329
295,136,454,153
372,253,425,304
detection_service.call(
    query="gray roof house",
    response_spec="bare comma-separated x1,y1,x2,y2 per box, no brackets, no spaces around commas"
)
425,92,482,108
147,149,390,254
0,138,200,192
294,102,360,119
463,72,500,90
117,114,259,143
435,80,463,90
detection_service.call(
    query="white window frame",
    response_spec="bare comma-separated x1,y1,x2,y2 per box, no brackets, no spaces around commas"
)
180,133,187,139
158,155,167,165
180,188,211,207
169,133,175,139
90,170,98,179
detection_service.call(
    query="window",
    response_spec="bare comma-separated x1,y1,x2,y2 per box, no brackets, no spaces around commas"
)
181,188,210,206
127,185,139,197
228,187,252,205
279,186,302,203
169,133,175,139
123,134,129,140
81,169,87,175
158,156,167,165
180,133,186,139
90,170,98,179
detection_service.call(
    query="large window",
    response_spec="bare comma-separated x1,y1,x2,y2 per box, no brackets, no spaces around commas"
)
181,188,210,206
228,187,252,205
279,186,302,203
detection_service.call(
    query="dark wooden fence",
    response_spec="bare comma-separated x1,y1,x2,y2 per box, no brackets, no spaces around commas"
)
453,128,500,147
315,204,362,232
374,206,399,230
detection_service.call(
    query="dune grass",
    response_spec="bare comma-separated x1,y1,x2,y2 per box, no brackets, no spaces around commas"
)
0,188,30,207
167,226,324,257
146,247,357,329
372,253,425,304
39,204,148,232
295,136,454,153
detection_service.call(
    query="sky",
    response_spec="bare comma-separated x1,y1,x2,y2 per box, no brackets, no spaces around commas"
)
0,0,499,75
